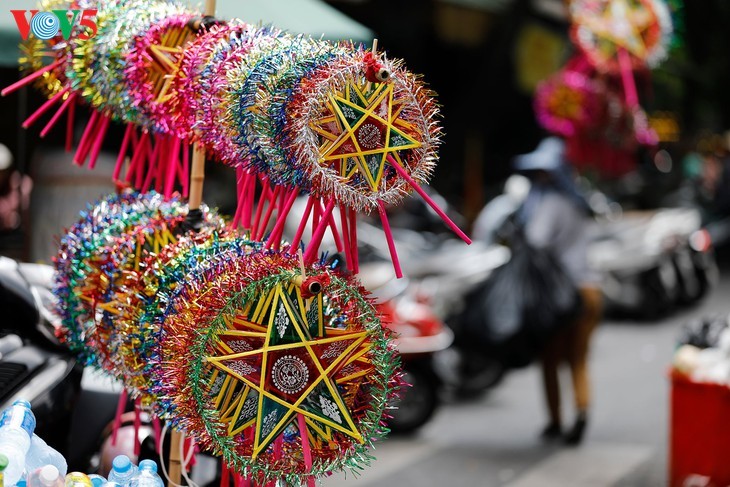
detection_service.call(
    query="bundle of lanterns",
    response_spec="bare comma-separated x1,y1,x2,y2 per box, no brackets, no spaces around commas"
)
5,0,471,484
534,0,674,177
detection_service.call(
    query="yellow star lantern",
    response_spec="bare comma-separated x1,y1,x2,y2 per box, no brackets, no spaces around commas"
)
206,280,374,458
312,80,421,193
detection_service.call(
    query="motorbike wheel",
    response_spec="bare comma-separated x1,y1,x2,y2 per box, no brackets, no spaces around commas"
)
387,362,439,434
456,352,505,399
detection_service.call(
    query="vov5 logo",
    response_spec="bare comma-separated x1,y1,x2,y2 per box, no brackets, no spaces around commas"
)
10,9,98,41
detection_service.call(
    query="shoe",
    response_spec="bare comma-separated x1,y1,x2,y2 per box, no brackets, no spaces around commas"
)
564,413,587,445
540,422,562,441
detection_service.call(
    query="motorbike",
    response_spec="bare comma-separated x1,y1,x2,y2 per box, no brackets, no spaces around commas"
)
589,208,718,319
0,256,130,475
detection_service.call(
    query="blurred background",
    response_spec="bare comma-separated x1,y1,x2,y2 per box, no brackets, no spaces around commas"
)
1,0,730,486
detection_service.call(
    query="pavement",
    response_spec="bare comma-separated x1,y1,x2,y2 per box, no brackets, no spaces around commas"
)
322,273,730,487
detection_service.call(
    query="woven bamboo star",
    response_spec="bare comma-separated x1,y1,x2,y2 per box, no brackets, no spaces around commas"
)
207,281,370,458
312,80,420,193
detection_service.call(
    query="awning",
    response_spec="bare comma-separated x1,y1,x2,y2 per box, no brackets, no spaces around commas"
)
0,0,374,68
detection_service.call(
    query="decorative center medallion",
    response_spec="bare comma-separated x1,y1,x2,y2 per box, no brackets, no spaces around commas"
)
272,355,309,395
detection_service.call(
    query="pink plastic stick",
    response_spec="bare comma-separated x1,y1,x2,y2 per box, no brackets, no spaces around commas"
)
324,203,344,253
348,209,359,273
111,389,128,446
339,206,353,271
297,414,315,487
126,132,147,183
152,416,162,453
87,116,110,170
182,142,190,197
40,92,75,138
266,188,298,248
303,199,335,264
113,125,134,181
1,59,62,96
618,47,639,108
242,171,256,229
386,154,472,244
220,462,229,487
74,110,100,165
142,136,161,192
65,97,75,153
378,201,403,278
23,86,70,129
231,167,245,228
256,185,281,241
290,196,314,252
136,135,151,189
133,397,142,457
251,182,271,238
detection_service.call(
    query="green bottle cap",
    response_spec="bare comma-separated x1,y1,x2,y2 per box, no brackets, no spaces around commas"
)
0,453,8,471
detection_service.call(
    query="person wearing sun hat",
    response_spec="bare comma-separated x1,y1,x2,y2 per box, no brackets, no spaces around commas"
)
514,136,603,446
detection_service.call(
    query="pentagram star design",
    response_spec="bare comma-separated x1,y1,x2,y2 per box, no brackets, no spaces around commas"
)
311,80,421,193
206,280,373,458
576,0,655,59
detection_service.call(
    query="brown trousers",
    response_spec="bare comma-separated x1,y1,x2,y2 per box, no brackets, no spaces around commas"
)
541,287,603,425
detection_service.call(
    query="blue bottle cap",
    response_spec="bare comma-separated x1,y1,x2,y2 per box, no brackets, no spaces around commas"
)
112,455,131,473
138,460,157,473
12,399,31,409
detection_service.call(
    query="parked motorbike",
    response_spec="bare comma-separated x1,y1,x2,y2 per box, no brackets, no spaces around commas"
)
0,256,124,474
589,208,718,319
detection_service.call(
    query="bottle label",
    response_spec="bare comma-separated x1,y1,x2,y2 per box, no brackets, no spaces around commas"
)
0,404,36,436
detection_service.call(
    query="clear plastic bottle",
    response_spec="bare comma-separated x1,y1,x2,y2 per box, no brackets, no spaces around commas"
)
100,482,121,487
129,461,162,487
28,465,64,487
64,472,92,487
86,474,106,487
25,435,67,478
106,456,137,487
0,400,36,486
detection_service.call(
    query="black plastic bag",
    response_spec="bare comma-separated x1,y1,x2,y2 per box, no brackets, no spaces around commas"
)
462,228,582,368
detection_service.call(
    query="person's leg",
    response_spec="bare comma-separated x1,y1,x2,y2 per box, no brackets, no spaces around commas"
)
564,287,603,444
540,334,565,438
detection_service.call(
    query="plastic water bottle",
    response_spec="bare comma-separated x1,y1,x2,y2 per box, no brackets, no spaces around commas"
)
100,482,121,487
25,435,68,478
28,465,64,487
64,472,92,487
86,475,106,487
106,456,137,487
0,453,8,487
129,460,162,487
0,400,36,486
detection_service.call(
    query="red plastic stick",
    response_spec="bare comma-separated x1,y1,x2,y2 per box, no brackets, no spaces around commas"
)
618,47,639,108
88,116,110,169
152,416,162,453
266,188,298,248
220,462,229,487
241,170,255,229
74,110,100,165
348,209,359,273
386,154,471,244
303,199,335,264
297,414,315,487
113,125,134,181
182,142,190,197
65,96,75,152
290,196,314,252
22,86,70,129
126,132,147,183
339,206,353,271
133,397,142,457
231,167,245,228
111,388,128,446
256,185,281,241
378,201,403,278
251,182,271,237
1,59,62,97
40,92,75,138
